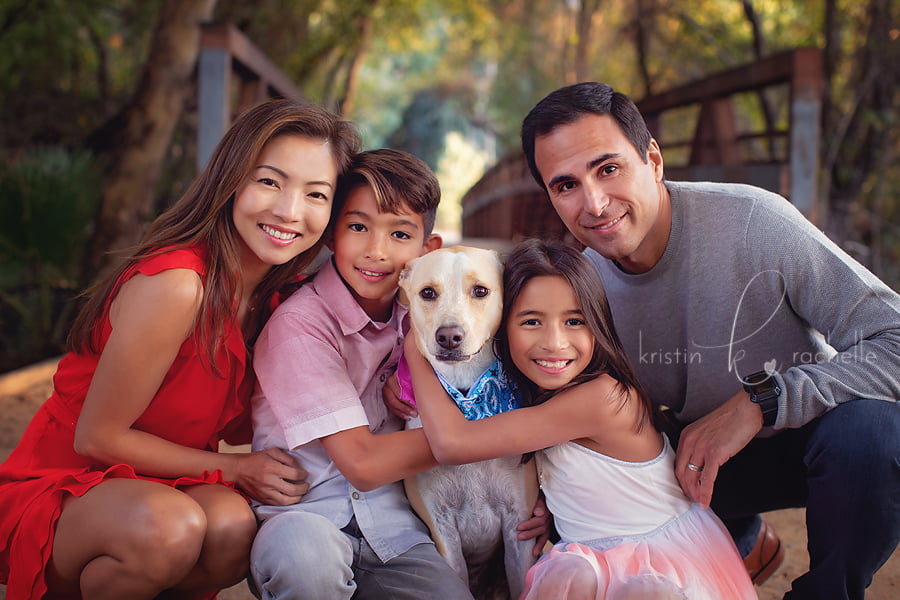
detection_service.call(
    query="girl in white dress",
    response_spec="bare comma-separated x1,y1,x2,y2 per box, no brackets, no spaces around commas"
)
404,239,756,599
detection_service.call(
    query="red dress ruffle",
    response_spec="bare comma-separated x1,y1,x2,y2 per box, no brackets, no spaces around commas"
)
0,247,251,600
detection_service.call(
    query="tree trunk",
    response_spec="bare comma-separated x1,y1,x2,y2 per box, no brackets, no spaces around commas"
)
822,0,897,247
634,0,655,97
740,0,777,160
571,0,602,84
337,13,374,116
83,0,217,281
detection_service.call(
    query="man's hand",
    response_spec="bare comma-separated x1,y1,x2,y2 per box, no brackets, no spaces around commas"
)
383,371,418,420
233,447,309,506
517,494,553,557
674,390,763,507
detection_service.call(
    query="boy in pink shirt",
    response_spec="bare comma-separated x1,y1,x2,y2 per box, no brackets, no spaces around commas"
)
249,149,547,599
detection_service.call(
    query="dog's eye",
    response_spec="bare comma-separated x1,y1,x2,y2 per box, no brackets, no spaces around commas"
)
419,287,438,301
471,286,489,298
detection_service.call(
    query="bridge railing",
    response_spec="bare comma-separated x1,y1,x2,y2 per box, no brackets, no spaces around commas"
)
461,48,824,241
197,23,305,170
638,47,823,222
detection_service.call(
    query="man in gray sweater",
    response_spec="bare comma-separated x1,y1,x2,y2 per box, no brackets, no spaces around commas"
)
520,81,899,599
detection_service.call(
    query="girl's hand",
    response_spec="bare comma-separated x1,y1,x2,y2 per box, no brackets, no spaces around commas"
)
232,448,309,505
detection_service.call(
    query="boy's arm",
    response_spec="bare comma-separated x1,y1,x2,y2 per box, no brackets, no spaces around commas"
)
255,309,437,492
320,426,437,492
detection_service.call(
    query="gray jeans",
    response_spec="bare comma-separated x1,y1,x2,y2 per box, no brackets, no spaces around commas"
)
250,511,474,600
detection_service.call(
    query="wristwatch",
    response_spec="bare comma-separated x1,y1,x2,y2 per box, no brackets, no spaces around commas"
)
742,371,781,427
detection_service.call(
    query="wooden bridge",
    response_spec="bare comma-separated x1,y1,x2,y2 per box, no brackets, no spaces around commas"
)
460,47,824,243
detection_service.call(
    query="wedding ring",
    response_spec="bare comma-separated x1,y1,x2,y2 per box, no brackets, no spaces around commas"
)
687,463,703,472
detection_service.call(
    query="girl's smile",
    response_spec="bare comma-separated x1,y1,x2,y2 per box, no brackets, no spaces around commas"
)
534,358,575,373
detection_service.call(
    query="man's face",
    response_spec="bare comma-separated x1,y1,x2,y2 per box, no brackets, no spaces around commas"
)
534,113,670,274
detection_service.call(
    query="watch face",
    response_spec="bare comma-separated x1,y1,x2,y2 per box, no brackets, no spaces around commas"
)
744,371,775,390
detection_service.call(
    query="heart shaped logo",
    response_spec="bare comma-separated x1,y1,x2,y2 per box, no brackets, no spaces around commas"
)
763,359,777,375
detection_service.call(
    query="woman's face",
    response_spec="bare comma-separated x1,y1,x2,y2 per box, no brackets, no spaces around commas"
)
506,275,595,391
232,134,338,276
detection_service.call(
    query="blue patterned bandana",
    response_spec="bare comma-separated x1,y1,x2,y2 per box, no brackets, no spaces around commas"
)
435,360,520,421
397,356,520,421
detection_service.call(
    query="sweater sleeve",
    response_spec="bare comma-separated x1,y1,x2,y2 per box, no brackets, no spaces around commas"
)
746,198,900,428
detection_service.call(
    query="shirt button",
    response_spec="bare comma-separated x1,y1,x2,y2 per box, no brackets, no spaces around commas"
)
352,491,360,500
379,373,386,382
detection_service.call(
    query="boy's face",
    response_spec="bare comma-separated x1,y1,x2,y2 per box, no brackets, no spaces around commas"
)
330,184,441,321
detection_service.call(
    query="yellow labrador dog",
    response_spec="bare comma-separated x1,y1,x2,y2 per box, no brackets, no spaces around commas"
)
398,246,539,599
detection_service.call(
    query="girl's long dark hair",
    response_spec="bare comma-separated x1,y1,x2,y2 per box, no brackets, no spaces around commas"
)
68,99,360,373
496,239,659,431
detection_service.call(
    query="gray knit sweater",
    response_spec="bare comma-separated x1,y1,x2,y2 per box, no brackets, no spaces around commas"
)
584,180,900,430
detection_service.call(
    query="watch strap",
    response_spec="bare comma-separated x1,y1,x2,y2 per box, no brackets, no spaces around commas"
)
742,371,781,427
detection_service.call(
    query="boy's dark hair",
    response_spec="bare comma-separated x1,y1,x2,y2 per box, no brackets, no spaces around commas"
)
334,149,441,237
520,82,652,190
496,239,660,432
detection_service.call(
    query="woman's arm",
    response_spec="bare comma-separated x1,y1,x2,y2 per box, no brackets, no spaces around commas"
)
404,334,618,464
74,269,306,503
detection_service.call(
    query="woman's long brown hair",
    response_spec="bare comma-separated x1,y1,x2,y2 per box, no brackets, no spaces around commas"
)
68,99,360,374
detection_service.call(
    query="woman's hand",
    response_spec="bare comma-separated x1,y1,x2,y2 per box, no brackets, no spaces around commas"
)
231,448,309,505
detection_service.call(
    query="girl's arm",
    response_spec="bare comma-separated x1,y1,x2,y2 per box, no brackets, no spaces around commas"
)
74,269,306,504
403,334,626,464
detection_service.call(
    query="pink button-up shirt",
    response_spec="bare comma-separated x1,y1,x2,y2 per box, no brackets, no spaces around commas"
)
251,258,430,561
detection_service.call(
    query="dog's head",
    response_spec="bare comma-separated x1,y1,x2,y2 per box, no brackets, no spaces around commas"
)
399,246,503,380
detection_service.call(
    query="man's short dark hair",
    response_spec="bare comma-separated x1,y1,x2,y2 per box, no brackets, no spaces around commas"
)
521,82,652,189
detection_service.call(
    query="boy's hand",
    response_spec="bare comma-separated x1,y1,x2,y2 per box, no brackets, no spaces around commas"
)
383,371,418,420
517,494,553,557
233,447,309,506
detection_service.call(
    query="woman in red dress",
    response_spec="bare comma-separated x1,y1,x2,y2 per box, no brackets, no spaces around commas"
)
0,99,360,599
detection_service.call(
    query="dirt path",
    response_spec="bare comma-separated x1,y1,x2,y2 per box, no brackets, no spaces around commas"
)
1,360,896,599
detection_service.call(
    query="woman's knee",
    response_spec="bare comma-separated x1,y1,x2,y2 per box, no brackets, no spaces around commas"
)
186,485,258,586
128,488,208,579
53,480,208,591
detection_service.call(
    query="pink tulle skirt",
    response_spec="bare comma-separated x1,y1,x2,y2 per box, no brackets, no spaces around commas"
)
521,505,757,600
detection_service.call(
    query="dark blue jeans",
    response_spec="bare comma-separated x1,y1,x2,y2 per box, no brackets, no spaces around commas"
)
702,399,899,600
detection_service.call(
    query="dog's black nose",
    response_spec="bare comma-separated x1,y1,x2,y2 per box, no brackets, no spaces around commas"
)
435,325,465,350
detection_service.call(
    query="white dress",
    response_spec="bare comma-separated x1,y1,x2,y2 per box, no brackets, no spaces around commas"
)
522,436,757,599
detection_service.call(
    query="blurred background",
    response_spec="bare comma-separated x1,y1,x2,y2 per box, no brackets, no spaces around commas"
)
1,0,897,373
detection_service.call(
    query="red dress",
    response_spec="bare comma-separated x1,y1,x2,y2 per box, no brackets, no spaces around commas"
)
0,247,252,600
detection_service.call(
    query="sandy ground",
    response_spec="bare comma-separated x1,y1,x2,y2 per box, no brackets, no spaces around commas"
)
0,358,896,599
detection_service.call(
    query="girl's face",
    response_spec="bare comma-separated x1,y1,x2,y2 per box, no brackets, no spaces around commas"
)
233,134,338,277
507,275,595,391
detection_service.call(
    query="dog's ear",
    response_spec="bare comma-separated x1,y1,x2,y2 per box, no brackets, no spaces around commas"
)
488,248,504,274
398,258,418,307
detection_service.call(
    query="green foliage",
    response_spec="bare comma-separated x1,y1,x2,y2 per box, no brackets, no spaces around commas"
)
0,0,897,371
0,0,158,149
0,147,101,370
